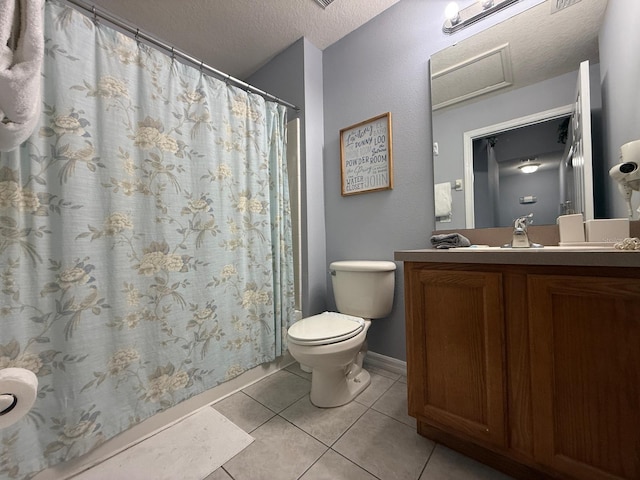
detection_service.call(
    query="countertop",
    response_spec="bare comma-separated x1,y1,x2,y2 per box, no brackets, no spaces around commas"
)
394,247,640,268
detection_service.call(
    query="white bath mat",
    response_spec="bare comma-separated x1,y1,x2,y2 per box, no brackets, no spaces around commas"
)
74,407,253,480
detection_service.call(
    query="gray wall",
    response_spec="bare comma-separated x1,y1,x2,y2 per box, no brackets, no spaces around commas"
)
323,1,433,360
599,0,640,219
250,0,572,361
499,168,560,227
322,0,543,360
249,38,328,317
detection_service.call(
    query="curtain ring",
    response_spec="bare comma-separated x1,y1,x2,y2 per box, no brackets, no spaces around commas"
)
92,6,98,24
170,47,175,61
199,60,204,72
135,28,140,43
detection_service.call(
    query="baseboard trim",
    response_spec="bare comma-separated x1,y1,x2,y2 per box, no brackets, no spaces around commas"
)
365,351,407,377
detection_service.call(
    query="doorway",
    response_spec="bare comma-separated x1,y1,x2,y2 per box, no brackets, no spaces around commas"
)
463,105,573,228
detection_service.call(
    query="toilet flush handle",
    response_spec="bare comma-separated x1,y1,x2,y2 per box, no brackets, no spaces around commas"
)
330,269,336,276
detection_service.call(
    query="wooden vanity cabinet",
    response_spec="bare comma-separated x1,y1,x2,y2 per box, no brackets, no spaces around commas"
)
528,274,640,480
404,267,507,447
404,262,640,480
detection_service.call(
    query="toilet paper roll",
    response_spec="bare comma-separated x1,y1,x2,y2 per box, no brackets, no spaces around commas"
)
0,368,38,429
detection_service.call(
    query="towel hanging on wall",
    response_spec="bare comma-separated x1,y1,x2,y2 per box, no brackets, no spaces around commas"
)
0,0,44,151
434,182,452,218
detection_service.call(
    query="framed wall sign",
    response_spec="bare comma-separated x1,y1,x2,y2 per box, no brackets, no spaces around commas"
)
340,112,393,196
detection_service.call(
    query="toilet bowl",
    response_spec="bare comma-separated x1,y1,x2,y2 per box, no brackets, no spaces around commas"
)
288,312,371,407
286,260,396,408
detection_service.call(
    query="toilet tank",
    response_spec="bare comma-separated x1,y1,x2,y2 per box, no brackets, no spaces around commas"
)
330,260,396,319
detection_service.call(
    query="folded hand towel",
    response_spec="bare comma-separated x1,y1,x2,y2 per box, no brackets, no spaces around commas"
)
430,233,471,249
434,182,452,218
0,0,44,152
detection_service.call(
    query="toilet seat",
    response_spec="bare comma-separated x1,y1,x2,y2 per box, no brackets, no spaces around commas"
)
287,312,365,346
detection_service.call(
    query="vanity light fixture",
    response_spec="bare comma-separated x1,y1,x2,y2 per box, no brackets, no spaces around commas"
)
518,159,540,174
312,0,335,8
443,0,519,34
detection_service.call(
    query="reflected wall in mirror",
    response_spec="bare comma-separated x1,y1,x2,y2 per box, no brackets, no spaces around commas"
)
471,112,571,228
431,0,608,229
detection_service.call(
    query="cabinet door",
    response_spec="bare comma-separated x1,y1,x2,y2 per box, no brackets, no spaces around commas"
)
529,274,640,480
406,266,506,447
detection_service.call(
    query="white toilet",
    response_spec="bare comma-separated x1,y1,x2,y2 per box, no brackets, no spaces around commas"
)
287,260,396,408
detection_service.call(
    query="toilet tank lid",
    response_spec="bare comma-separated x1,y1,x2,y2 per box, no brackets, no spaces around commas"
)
330,260,396,272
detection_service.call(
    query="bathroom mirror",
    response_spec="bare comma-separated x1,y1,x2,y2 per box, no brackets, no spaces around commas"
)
431,0,608,229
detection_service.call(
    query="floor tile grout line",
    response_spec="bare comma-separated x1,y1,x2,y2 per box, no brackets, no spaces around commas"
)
287,373,404,448
365,369,403,382
215,390,279,435
245,412,277,436
326,447,385,480
352,377,397,409
317,396,372,448
220,465,235,479
239,378,311,415
418,441,439,479
277,372,409,447
364,375,403,410
283,365,312,381
368,406,417,430
220,409,328,480
368,377,417,428
329,375,424,479
279,400,385,480
292,375,414,478
268,413,332,479
318,403,423,480
273,389,311,414
218,365,415,480
294,444,331,480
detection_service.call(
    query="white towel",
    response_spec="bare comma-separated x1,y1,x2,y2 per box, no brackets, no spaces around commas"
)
434,182,452,217
0,0,44,152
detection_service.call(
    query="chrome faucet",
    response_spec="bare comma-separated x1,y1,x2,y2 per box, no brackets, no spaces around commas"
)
504,213,543,248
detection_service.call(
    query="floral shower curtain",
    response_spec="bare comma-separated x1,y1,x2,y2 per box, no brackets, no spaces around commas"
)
0,1,294,478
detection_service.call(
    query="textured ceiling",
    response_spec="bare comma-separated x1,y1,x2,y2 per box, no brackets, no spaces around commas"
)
431,0,608,110
88,0,401,79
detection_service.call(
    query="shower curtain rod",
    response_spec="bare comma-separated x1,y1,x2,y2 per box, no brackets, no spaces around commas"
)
62,0,300,112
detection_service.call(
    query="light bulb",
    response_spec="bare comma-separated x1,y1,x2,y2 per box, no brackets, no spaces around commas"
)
519,163,540,174
445,2,460,24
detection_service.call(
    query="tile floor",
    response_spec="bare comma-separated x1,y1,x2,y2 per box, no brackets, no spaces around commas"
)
206,363,515,480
